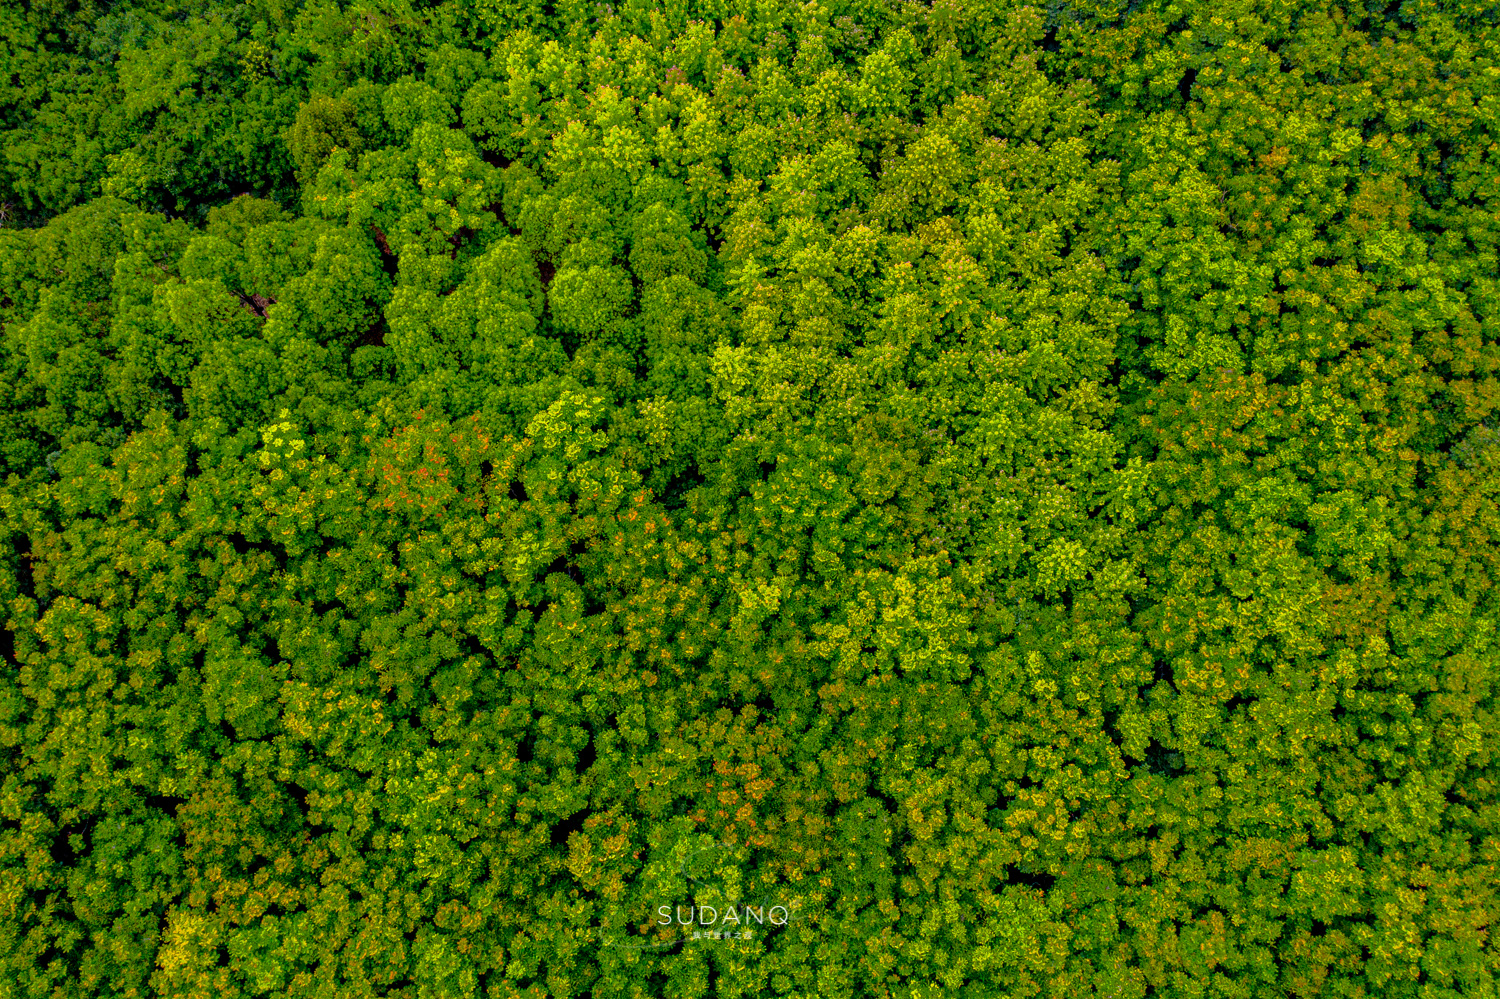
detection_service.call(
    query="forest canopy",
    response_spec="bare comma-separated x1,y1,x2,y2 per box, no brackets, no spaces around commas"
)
0,0,1498,997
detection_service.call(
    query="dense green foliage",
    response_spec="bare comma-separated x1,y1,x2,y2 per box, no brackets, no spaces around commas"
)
1,0,1498,996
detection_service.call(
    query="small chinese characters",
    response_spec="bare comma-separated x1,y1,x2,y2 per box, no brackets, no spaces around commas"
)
691,929,754,941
